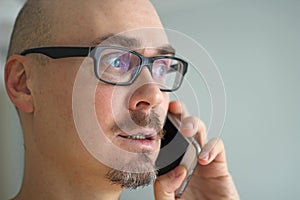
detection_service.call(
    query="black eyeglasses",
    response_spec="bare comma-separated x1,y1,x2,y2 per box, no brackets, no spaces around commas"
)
20,46,188,92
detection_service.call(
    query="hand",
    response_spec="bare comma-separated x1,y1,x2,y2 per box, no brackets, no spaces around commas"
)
153,101,239,200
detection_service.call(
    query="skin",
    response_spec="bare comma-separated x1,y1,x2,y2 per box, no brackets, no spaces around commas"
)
5,0,239,199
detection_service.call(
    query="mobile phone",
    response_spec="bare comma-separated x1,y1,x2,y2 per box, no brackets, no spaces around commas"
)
156,113,201,198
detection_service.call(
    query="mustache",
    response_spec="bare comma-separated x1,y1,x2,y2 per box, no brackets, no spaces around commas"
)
111,110,165,139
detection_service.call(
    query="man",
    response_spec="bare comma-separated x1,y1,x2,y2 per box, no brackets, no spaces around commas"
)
4,0,239,199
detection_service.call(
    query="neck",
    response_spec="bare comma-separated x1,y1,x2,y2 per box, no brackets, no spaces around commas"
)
13,147,123,200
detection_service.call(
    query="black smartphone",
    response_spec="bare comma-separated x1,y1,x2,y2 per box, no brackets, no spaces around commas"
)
156,113,201,198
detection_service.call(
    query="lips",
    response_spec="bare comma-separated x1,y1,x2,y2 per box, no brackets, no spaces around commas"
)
118,128,158,140
119,133,156,140
116,129,159,152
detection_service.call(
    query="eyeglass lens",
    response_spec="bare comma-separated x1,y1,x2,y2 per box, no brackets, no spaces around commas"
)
96,48,184,90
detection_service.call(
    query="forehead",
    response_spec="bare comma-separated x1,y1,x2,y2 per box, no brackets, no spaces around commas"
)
52,0,165,47
91,30,172,54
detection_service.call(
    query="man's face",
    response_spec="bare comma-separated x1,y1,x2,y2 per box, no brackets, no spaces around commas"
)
28,0,170,188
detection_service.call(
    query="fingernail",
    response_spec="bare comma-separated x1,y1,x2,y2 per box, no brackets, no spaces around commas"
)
182,122,193,130
199,152,209,161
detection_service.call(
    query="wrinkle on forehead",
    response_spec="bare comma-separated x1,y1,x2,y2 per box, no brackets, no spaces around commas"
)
90,34,175,55
93,27,169,46
90,30,175,56
91,34,142,48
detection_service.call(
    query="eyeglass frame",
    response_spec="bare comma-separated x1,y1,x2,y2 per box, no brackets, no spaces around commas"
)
20,46,188,92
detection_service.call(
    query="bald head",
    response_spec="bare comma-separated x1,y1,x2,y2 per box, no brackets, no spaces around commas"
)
8,0,163,59
51,0,164,46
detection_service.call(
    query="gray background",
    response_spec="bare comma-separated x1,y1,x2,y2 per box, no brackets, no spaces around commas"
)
1,0,299,199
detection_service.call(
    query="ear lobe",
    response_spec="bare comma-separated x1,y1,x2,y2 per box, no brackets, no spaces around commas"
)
5,55,34,113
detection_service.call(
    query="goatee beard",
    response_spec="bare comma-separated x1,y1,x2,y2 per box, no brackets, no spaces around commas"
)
105,152,158,189
106,168,157,189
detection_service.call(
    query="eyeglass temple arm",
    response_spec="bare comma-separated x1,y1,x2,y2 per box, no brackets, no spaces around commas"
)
20,47,93,59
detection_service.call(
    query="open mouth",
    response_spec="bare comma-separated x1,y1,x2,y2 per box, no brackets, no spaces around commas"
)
116,130,159,152
119,134,156,140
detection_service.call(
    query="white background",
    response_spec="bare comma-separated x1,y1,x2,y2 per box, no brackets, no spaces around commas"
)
1,0,300,199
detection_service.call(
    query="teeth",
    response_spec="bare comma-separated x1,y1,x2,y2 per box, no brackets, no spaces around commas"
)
127,135,147,140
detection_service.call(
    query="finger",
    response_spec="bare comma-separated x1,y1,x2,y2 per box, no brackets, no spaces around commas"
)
168,101,189,119
168,101,208,147
198,138,226,165
179,116,207,147
154,165,187,200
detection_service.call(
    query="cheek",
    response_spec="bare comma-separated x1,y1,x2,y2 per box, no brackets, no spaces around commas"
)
28,63,84,162
94,85,118,134
33,69,73,122
31,60,80,113
163,93,170,109
160,92,170,118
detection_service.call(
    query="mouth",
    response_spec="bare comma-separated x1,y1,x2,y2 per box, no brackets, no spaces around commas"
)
116,129,159,152
119,134,156,140
118,128,158,140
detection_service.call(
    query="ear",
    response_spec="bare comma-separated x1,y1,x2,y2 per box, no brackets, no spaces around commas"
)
5,55,34,113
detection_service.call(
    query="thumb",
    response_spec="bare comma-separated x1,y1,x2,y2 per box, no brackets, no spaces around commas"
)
154,165,187,200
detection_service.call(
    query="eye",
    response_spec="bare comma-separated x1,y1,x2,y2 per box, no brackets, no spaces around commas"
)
153,59,171,77
107,52,130,70
155,65,167,76
107,57,123,68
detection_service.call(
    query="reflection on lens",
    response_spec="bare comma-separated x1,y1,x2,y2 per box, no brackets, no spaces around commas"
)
98,49,140,83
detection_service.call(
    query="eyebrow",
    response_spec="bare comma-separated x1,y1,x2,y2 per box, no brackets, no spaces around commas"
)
91,34,141,48
90,34,176,55
156,44,176,55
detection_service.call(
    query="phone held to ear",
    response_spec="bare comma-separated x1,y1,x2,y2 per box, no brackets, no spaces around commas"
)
156,113,201,198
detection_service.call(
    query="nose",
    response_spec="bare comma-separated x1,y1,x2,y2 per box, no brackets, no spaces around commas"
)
128,68,164,113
